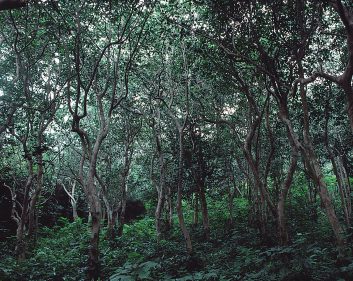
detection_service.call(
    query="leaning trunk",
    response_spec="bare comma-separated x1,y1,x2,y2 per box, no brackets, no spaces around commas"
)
297,61,346,251
311,158,345,249
335,156,352,227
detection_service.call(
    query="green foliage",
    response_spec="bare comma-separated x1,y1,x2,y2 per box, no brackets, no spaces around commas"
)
109,261,160,281
1,193,352,281
0,218,89,281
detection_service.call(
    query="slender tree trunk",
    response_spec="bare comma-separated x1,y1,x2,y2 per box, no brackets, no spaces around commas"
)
88,198,101,281
312,158,345,248
117,143,132,237
85,133,107,280
336,156,351,227
193,193,199,226
86,162,103,280
155,189,165,238
277,142,298,245
103,194,115,239
15,172,34,260
243,113,276,222
28,153,43,238
299,61,345,251
85,153,104,280
62,181,79,221
189,125,210,238
176,130,192,254
324,101,352,228
167,185,173,229
72,201,78,221
198,183,210,240
155,151,166,239
226,159,242,225
280,99,345,251
117,186,127,237
228,186,235,225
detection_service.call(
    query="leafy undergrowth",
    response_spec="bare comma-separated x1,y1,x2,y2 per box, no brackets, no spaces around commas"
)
1,201,353,281
108,224,353,281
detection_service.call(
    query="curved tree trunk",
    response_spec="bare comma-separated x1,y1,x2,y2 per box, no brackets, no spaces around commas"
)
298,61,345,251
278,70,346,253
15,172,34,260
277,141,298,245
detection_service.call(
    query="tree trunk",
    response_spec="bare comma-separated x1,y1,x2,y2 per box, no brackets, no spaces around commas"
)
88,208,101,281
85,135,106,280
193,193,199,226
155,151,166,239
242,112,276,224
28,153,43,238
117,143,132,237
117,187,127,237
335,156,351,227
190,124,210,239
198,184,210,240
155,189,165,239
277,142,298,245
103,197,115,239
228,187,235,225
176,130,192,254
15,173,34,260
167,185,173,230
72,201,78,221
344,86,353,134
299,60,345,251
86,163,103,280
324,101,352,228
312,158,345,249
62,181,79,221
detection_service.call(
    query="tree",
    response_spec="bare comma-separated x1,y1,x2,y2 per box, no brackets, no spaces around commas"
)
64,1,153,279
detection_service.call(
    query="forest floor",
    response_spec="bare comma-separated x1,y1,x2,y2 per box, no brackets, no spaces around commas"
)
1,198,353,281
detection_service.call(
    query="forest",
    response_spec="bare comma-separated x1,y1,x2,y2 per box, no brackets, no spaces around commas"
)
1,0,353,280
